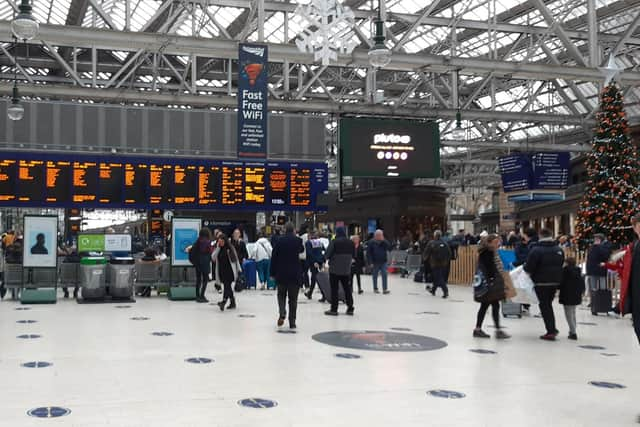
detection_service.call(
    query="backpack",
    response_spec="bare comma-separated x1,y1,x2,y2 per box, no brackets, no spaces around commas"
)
188,240,199,266
431,242,450,264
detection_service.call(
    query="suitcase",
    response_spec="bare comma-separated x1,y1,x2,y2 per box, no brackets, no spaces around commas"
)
316,271,345,302
502,300,523,318
591,289,612,315
242,259,257,289
414,270,424,283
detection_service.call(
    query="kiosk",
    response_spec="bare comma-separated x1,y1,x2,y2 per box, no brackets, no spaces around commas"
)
169,218,200,300
21,215,58,304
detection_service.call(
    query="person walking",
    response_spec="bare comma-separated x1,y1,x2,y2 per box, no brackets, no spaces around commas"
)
324,227,355,316
423,230,452,298
473,234,510,339
212,234,242,311
255,232,272,290
524,228,565,341
559,257,585,340
270,222,305,329
351,235,365,295
299,224,310,290
192,228,213,303
231,228,249,264
585,233,611,304
367,229,392,294
304,231,326,301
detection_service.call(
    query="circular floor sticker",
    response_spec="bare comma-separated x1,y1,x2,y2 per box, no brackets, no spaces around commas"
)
27,407,71,418
312,330,447,352
335,353,362,359
22,361,52,368
601,353,620,357
16,320,37,324
130,317,150,321
115,305,131,309
416,311,439,315
238,398,278,409
277,330,297,334
151,332,174,336
589,381,626,389
238,314,256,318
17,334,41,339
185,357,213,364
427,390,466,399
448,299,464,303
469,349,497,354
408,292,421,296
15,307,31,311
578,322,597,326
391,327,412,332
580,345,606,350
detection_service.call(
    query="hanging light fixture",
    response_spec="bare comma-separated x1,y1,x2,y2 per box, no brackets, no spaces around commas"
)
451,110,465,140
8,82,24,121
7,37,24,121
368,0,391,68
12,0,38,41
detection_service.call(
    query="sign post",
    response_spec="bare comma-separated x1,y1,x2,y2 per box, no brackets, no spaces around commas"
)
237,43,268,159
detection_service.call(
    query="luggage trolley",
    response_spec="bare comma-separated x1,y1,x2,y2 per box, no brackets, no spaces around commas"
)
388,250,408,274
403,254,423,279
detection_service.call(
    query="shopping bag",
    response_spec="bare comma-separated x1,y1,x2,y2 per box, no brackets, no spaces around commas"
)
509,265,538,304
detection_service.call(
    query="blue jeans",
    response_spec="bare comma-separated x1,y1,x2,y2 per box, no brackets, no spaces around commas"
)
372,263,388,291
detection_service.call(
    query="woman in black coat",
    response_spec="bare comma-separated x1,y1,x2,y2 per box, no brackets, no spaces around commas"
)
559,257,585,340
474,234,510,339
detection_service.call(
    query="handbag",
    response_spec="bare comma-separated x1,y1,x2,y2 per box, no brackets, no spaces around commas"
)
473,268,491,301
473,265,506,304
234,272,246,292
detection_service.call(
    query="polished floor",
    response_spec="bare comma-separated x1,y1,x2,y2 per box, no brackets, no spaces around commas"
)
1,276,639,427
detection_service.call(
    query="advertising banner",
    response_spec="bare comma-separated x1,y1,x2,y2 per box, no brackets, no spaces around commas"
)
171,218,202,267
238,43,268,159
78,234,105,252
23,216,58,268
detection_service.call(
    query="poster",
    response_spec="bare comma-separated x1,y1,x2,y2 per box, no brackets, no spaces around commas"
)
237,43,268,159
23,216,57,268
78,234,105,252
171,218,202,267
104,234,132,252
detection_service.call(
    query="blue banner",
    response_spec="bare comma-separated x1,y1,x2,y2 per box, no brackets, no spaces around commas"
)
238,43,268,159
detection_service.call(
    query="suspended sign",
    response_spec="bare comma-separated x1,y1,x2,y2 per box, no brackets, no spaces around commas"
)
238,43,268,159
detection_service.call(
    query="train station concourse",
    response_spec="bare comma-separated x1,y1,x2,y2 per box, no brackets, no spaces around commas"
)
1,0,640,425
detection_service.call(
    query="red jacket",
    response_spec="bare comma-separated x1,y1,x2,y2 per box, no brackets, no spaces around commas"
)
605,243,633,315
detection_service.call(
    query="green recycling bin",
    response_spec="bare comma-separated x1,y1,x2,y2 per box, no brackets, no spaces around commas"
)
80,257,107,300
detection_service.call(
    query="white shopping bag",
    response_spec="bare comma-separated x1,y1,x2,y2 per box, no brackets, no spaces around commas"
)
509,265,538,305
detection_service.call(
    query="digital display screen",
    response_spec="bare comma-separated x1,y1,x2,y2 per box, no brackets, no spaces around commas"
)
0,152,328,210
339,117,440,178
499,152,570,193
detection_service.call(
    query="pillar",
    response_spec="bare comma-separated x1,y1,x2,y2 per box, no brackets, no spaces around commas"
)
553,216,561,237
569,212,576,236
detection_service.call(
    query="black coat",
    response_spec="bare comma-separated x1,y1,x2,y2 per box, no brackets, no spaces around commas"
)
559,266,585,305
352,244,365,272
524,240,565,284
270,232,304,285
586,242,611,277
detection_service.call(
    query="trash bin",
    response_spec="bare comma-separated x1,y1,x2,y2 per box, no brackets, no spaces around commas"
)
80,257,107,299
108,257,135,299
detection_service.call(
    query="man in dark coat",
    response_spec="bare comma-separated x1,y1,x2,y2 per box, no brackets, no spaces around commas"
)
585,233,611,300
423,230,452,298
513,228,538,267
324,227,355,316
270,222,304,329
524,228,565,341
367,229,392,294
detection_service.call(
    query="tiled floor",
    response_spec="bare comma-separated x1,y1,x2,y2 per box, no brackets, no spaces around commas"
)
1,276,638,427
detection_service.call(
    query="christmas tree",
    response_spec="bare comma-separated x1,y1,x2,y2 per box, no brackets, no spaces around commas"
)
575,82,640,246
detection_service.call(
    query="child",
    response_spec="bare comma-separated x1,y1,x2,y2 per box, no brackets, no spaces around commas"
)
559,257,585,340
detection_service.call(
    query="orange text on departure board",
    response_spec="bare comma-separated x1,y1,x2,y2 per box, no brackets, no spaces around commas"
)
198,166,219,205
245,167,266,203
290,168,311,206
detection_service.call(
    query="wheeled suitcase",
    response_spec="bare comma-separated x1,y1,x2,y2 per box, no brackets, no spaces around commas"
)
502,300,523,318
414,269,424,283
591,289,612,315
242,259,257,289
316,271,345,302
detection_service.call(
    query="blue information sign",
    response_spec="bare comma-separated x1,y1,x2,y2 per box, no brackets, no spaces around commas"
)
498,154,532,192
238,43,268,159
499,152,570,193
531,152,570,189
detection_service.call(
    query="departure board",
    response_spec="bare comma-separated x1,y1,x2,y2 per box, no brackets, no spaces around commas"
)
244,165,266,204
46,160,71,203
174,165,197,205
268,167,288,206
0,151,328,210
221,164,244,206
124,163,147,204
0,160,16,201
98,162,124,204
73,161,98,203
290,166,311,207
18,160,44,202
